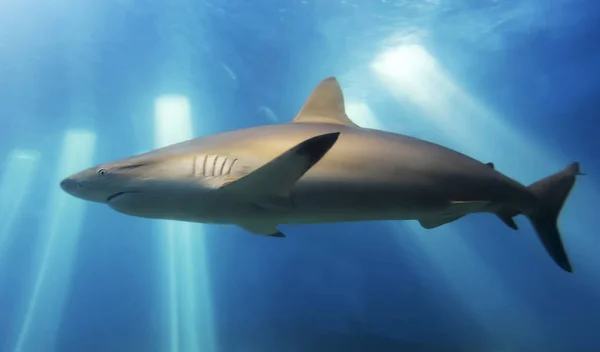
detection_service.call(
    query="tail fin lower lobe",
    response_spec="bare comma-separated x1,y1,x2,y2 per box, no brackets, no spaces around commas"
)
525,162,582,273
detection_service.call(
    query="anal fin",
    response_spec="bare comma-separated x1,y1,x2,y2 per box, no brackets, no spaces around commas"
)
496,214,518,230
495,206,520,230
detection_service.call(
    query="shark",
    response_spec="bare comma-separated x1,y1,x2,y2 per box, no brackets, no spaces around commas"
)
60,77,583,272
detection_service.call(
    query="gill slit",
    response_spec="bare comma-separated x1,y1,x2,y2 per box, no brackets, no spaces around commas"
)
219,157,226,176
202,154,208,176
226,159,237,175
212,155,218,176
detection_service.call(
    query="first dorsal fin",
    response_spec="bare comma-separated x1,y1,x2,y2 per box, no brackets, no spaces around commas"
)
292,77,359,127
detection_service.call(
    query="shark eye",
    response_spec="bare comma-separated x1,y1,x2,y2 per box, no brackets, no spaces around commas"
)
97,168,107,175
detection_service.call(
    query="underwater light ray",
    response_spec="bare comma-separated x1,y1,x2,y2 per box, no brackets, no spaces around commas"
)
163,221,181,352
0,150,40,264
154,95,216,352
371,41,600,281
347,98,544,347
178,224,200,352
14,130,96,352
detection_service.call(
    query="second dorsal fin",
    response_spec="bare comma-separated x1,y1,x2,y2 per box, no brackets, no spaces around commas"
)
291,77,359,127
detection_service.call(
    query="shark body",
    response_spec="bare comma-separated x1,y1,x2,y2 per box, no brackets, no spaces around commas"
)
61,77,582,272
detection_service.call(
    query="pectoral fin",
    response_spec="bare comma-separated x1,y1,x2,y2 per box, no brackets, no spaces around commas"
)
219,132,340,208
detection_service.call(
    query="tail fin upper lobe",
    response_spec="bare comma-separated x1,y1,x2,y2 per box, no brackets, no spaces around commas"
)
526,162,583,273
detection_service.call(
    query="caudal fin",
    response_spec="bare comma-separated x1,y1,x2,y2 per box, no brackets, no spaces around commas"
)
526,162,583,273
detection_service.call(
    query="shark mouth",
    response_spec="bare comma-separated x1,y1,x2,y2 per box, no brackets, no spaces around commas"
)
107,191,139,202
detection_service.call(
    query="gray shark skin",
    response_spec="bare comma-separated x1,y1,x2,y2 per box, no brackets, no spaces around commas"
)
60,77,582,272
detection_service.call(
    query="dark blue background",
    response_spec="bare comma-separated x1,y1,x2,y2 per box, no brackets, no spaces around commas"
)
1,0,599,351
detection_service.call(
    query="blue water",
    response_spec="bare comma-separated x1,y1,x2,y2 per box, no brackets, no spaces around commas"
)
1,0,599,351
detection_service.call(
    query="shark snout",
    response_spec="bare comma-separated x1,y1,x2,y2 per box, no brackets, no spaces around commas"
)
59,170,127,203
59,176,105,202
60,177,81,195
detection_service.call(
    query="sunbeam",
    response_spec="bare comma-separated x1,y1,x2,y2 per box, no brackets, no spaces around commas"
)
14,130,96,352
0,150,40,262
371,39,600,281
346,94,544,347
154,95,216,352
